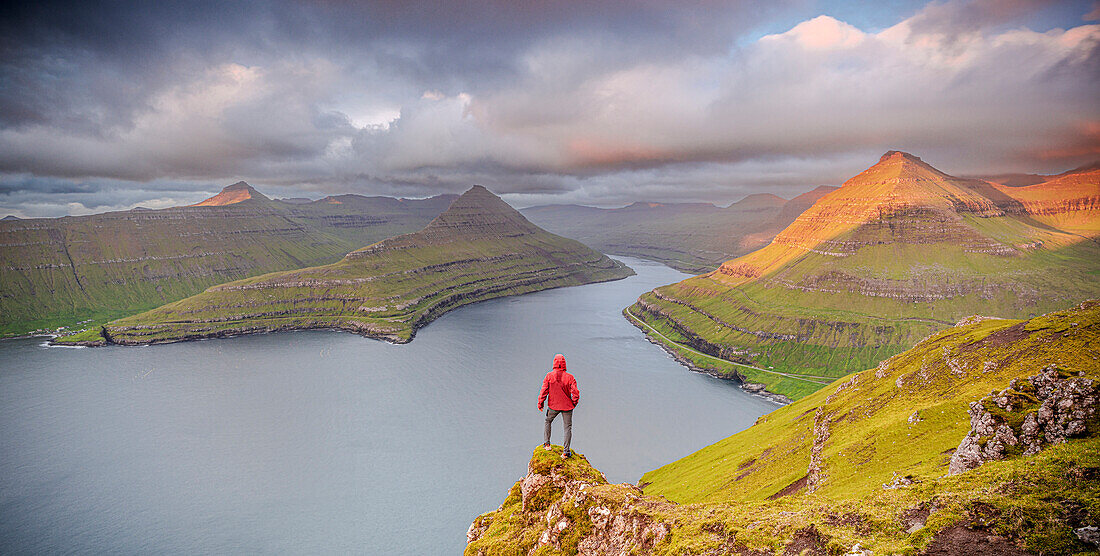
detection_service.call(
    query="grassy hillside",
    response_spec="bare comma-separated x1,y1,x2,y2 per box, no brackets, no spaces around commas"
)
59,186,632,345
629,152,1100,400
0,182,455,336
522,187,835,274
467,301,1100,555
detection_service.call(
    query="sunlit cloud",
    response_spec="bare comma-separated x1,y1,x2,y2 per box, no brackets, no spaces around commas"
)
0,0,1096,216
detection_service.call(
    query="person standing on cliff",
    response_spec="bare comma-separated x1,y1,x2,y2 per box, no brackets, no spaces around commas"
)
538,354,580,459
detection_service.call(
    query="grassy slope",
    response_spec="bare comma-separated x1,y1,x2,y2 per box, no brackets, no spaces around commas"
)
522,187,835,274
0,189,454,336
629,155,1100,400
471,442,1099,555
642,300,1100,503
469,301,1100,555
65,186,632,345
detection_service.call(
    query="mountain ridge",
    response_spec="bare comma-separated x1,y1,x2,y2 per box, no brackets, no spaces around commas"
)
522,186,837,273
0,184,457,335
58,186,632,345
629,152,1100,400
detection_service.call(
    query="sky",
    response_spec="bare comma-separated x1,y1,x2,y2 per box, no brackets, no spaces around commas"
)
1,0,1098,217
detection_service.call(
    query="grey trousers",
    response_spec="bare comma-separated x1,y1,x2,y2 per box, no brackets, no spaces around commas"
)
544,409,573,452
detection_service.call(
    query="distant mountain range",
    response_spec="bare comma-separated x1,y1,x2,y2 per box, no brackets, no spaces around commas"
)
0,182,455,335
629,151,1100,400
522,186,836,273
57,186,632,345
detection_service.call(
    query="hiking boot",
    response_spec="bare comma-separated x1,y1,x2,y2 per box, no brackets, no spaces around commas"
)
542,444,551,451
561,451,571,459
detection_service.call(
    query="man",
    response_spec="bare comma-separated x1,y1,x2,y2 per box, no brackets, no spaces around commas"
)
538,353,580,459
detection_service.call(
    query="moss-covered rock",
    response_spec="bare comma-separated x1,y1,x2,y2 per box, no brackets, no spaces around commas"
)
466,446,675,555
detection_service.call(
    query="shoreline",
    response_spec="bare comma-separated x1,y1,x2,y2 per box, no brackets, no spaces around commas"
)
51,269,635,348
622,308,791,405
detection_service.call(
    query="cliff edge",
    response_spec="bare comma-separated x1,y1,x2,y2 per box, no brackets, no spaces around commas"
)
469,301,1100,555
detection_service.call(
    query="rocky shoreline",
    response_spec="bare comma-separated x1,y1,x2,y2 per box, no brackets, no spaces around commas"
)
623,308,791,405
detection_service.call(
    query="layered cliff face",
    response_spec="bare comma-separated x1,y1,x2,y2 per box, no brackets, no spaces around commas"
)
630,152,1100,399
64,186,632,345
522,187,836,274
990,164,1100,236
0,182,455,335
470,302,1100,555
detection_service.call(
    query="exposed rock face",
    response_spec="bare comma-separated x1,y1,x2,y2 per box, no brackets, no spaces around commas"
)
806,408,832,493
949,367,1100,475
466,448,674,556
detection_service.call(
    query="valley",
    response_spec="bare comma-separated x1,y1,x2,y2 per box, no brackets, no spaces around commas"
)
522,187,835,274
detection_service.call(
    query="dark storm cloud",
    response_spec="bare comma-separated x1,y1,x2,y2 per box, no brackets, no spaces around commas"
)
0,0,1097,216
0,0,773,127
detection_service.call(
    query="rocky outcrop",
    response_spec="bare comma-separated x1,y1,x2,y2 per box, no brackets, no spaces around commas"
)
807,408,832,493
949,367,1100,475
1016,196,1100,216
466,448,675,555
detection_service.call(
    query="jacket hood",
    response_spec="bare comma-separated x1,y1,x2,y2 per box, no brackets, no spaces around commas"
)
553,354,567,373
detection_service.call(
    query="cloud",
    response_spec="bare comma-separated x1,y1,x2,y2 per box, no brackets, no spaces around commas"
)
769,15,867,50
0,1,1097,216
465,5,1098,177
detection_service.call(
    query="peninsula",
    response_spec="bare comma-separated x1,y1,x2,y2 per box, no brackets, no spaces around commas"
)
57,186,632,346
0,181,455,336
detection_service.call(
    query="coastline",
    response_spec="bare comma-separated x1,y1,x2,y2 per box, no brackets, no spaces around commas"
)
52,268,635,348
622,307,791,405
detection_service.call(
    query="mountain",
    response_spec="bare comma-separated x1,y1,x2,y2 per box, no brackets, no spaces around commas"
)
59,186,632,345
989,164,1100,236
467,301,1100,555
191,181,269,206
0,182,456,335
521,187,836,273
628,152,1100,400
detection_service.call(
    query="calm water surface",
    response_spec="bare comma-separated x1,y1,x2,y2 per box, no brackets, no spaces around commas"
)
0,258,776,554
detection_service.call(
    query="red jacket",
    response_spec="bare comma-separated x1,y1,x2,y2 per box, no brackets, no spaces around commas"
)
539,354,579,411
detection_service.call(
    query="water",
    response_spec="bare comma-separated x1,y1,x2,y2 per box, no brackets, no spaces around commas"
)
0,257,776,554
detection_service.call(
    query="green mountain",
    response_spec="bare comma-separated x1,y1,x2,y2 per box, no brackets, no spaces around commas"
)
0,182,456,336
521,187,836,274
627,152,1100,400
60,186,632,345
467,301,1100,555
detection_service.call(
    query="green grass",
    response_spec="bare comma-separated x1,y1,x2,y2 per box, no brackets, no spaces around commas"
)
470,439,1100,555
0,194,454,336
60,187,634,346
468,301,1100,555
641,301,1100,504
630,215,1100,400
